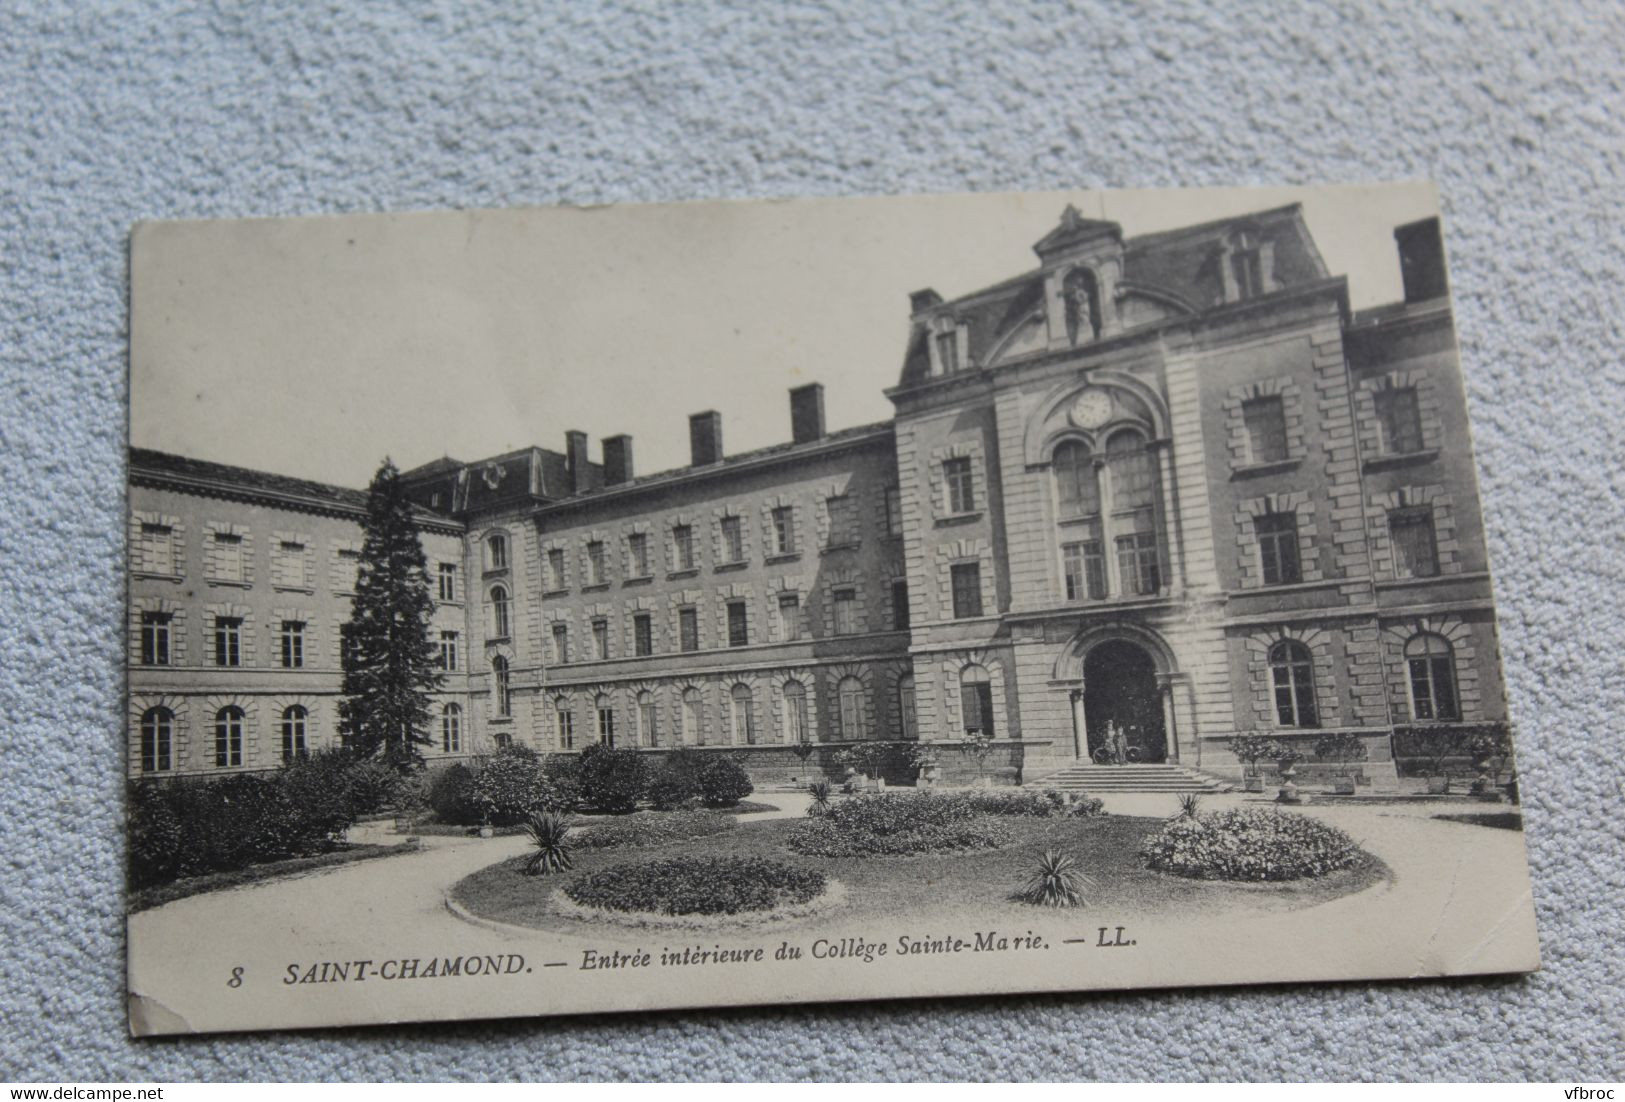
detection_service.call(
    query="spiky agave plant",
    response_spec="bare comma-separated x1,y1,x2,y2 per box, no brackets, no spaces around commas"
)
1015,849,1095,907
523,810,575,876
1177,792,1202,820
806,781,832,817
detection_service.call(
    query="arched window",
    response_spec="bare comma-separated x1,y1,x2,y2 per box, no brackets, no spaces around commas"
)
489,585,511,639
486,532,509,571
637,690,657,748
596,693,616,746
553,697,575,750
140,707,173,773
837,676,866,741
1105,429,1156,510
682,687,703,746
442,703,462,753
782,680,808,744
730,684,755,745
1406,634,1460,721
1268,641,1318,727
897,674,918,740
491,656,511,717
1053,440,1099,517
281,705,308,762
214,706,244,768
959,664,995,739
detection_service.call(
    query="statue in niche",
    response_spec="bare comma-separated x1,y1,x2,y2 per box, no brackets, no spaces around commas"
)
1063,267,1101,345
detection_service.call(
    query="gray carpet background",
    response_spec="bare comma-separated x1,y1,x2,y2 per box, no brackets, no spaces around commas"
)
1,0,1621,1082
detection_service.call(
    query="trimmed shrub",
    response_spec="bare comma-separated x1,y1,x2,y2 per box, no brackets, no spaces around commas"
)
538,753,584,813
565,855,825,916
1141,808,1360,881
575,743,648,814
574,810,736,850
697,755,754,809
959,788,1078,818
468,746,545,826
646,749,705,810
787,791,1014,858
341,757,404,817
426,763,480,825
127,768,357,889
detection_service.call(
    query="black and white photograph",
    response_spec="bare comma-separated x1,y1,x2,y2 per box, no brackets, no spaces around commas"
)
124,183,1539,1037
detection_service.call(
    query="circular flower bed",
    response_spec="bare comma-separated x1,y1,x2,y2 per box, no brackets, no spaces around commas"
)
1141,808,1361,881
788,791,1015,858
573,810,736,850
563,855,826,916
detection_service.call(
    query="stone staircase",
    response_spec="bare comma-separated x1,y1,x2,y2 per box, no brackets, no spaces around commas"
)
1026,762,1234,794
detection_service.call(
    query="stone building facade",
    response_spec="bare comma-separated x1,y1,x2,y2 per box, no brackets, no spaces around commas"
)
127,206,1505,788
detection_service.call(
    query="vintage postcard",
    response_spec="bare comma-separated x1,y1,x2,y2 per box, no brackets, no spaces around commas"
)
126,184,1538,1036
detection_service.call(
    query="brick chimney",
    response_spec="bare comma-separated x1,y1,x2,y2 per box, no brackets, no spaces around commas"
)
789,383,826,445
1394,217,1448,304
909,288,944,316
565,429,590,493
602,434,633,486
689,411,723,466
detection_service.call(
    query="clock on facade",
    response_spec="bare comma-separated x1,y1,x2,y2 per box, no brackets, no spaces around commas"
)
1068,387,1114,430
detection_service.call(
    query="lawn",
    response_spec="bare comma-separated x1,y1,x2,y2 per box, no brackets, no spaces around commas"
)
449,814,1387,934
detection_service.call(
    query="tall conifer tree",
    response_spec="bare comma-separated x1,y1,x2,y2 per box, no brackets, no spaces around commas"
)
338,458,442,771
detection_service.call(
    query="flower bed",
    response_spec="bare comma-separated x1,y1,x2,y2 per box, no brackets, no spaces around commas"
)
788,791,1015,858
1140,808,1361,881
958,788,1105,818
573,810,737,850
563,855,825,915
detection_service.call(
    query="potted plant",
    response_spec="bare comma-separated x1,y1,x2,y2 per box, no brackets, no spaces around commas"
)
1274,739,1308,805
832,742,889,792
905,743,941,789
790,737,818,785
1467,722,1514,801
1402,724,1467,795
1225,734,1276,794
1313,732,1368,796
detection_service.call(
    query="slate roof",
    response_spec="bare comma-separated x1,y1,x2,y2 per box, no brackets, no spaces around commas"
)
129,447,461,527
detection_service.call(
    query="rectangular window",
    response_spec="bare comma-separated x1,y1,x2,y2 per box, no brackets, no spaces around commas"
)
885,487,903,536
824,496,856,547
1389,507,1439,578
673,524,695,571
778,593,801,641
832,588,858,635
950,562,983,618
437,563,457,601
551,623,570,665
336,547,361,592
627,532,650,577
597,705,615,746
556,708,575,751
214,616,242,667
1255,512,1303,585
438,630,459,671
1115,533,1161,596
279,620,305,669
720,515,744,563
272,539,307,588
546,548,566,590
633,613,653,657
138,523,176,576
1231,249,1263,298
1375,386,1424,454
772,506,795,554
1409,655,1460,721
1062,541,1106,601
213,531,245,582
936,329,959,374
592,618,609,660
587,541,606,585
960,682,995,738
139,611,171,666
944,457,975,514
1242,396,1289,464
678,607,699,652
891,579,910,631
727,600,748,647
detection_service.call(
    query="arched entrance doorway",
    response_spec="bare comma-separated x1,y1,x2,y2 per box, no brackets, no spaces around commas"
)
1082,639,1167,763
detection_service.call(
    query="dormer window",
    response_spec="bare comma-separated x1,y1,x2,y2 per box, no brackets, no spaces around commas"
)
1224,229,1271,301
930,314,965,375
935,328,959,373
